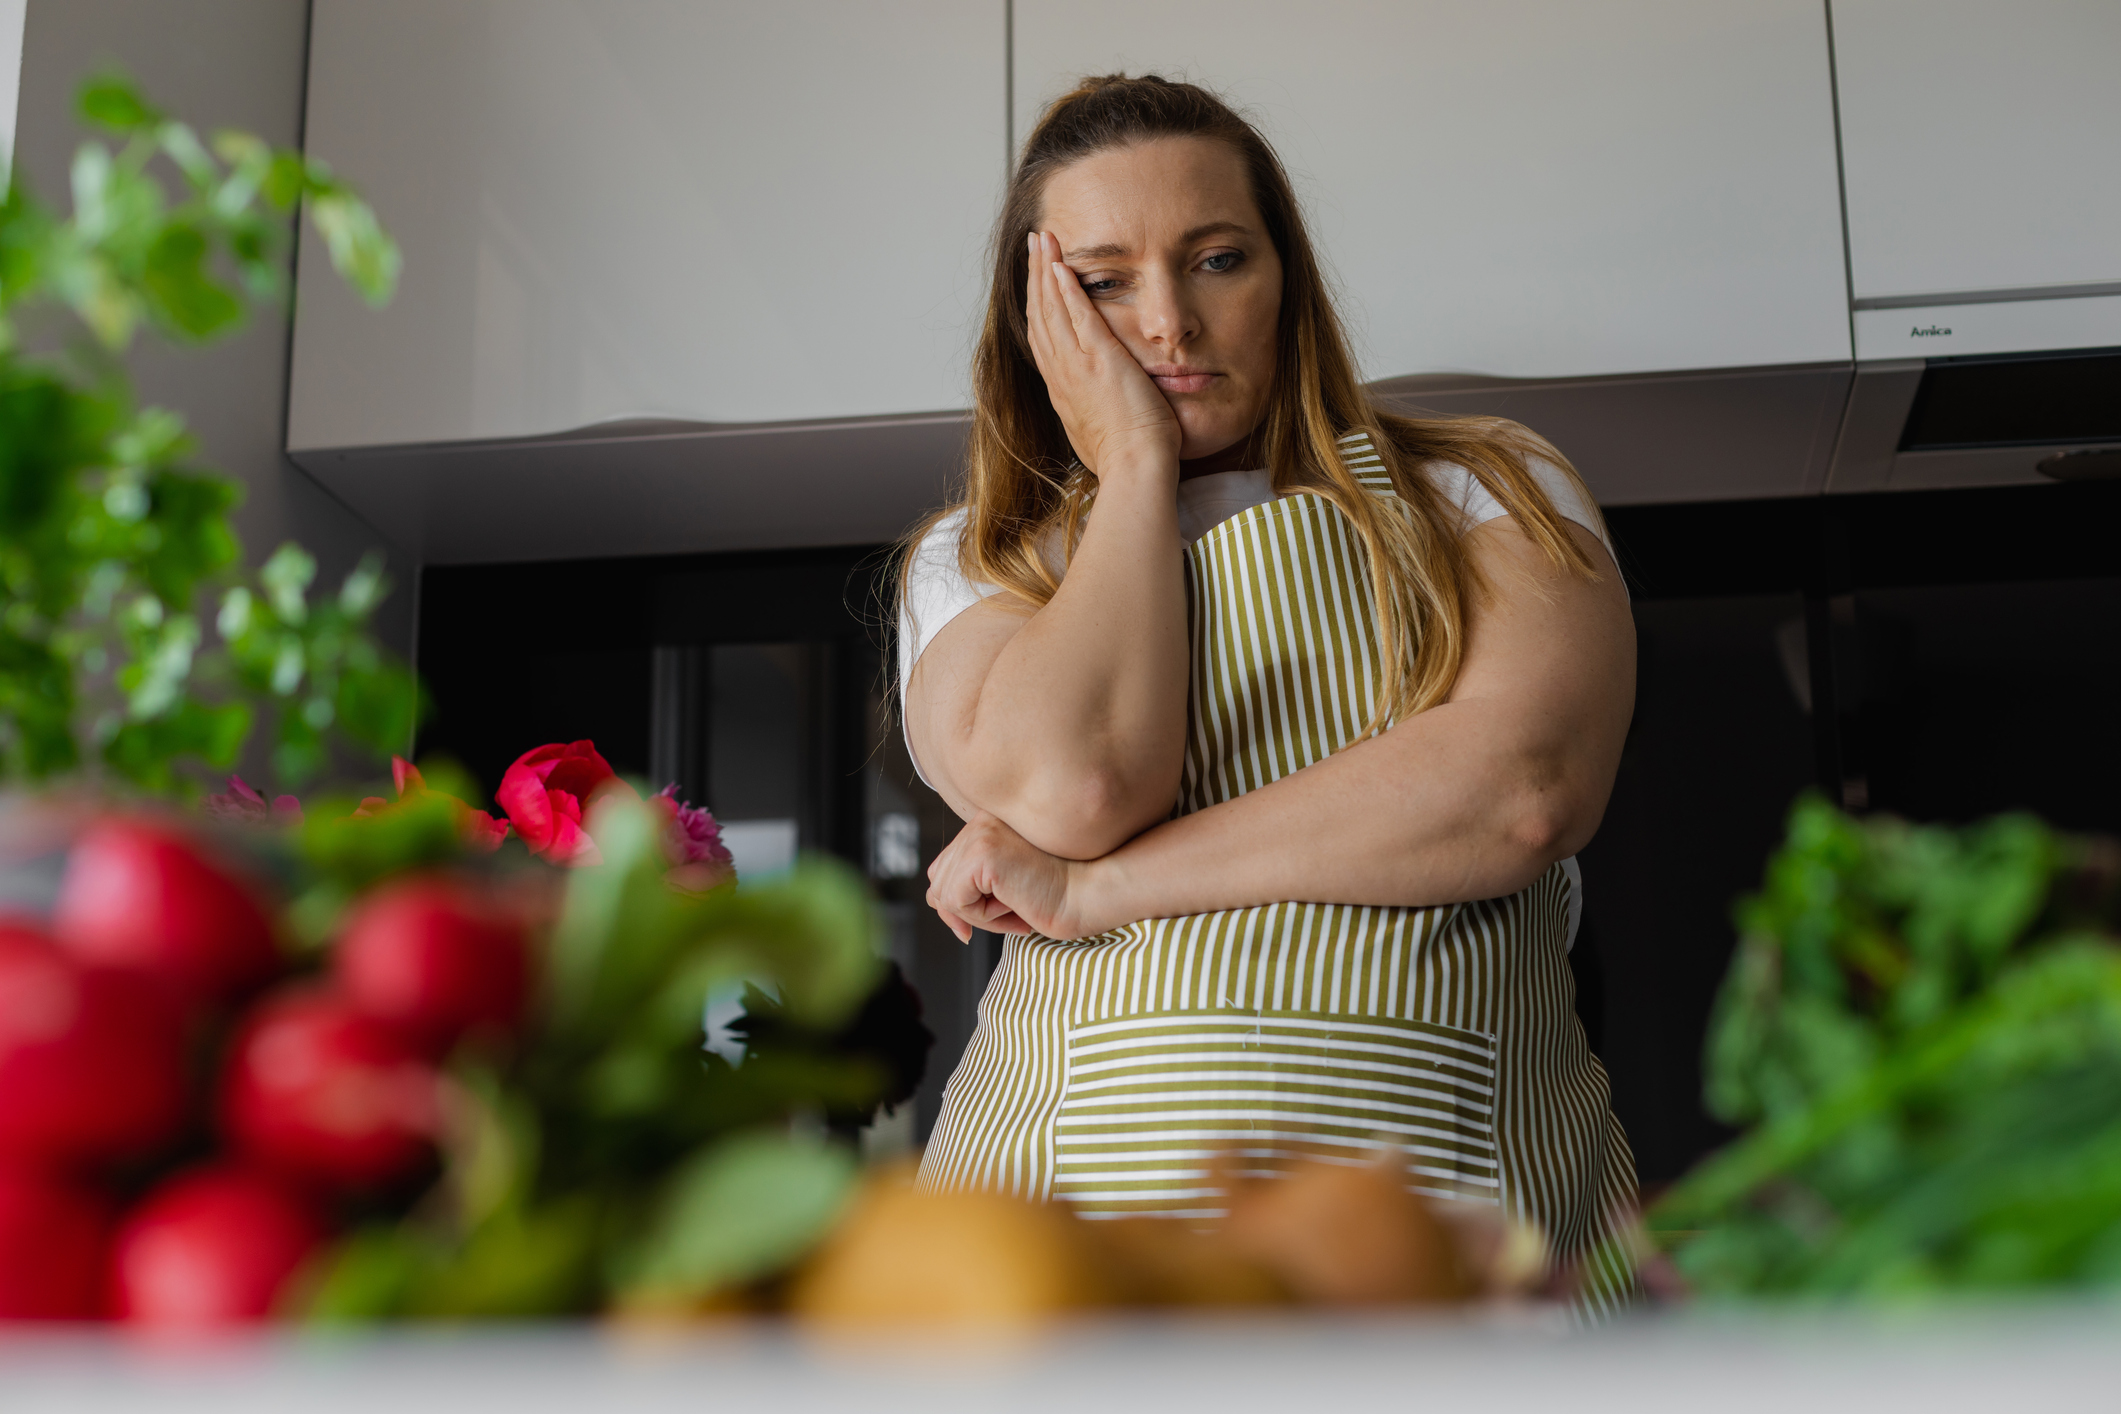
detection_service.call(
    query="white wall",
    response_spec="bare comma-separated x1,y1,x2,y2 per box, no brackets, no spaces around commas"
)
15,0,413,659
0,0,26,181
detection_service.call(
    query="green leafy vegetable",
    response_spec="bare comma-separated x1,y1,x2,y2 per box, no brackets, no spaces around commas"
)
1652,794,2121,1296
615,1130,858,1298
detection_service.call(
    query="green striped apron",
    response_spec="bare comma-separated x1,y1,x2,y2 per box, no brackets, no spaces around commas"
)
918,433,1638,1316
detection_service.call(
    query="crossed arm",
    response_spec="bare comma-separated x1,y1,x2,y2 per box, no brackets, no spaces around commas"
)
910,512,1637,942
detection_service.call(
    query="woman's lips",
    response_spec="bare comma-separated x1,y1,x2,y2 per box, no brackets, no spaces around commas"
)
1146,366,1218,394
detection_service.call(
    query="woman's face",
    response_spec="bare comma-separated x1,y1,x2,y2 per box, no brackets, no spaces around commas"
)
1037,136,1283,465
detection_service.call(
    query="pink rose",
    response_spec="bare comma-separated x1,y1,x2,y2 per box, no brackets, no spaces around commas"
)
495,741,631,865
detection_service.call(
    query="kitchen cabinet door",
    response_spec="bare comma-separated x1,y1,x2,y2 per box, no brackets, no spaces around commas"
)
1834,0,2121,302
289,0,1005,453
1833,0,2121,360
1013,0,1852,383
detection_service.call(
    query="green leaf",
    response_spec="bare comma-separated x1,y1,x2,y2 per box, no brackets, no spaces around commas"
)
334,653,420,757
440,1067,543,1232
614,1130,857,1299
101,697,251,790
155,122,218,193
259,541,315,623
339,552,385,616
0,373,102,533
549,797,879,1046
119,610,200,717
297,788,466,891
142,223,244,340
77,73,163,135
407,1198,603,1318
307,185,401,305
301,1229,440,1322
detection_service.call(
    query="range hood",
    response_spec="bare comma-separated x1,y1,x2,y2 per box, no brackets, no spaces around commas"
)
290,414,970,568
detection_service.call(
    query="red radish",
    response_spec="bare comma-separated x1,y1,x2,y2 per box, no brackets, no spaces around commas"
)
0,925,185,1165
335,876,529,1053
220,989,439,1190
109,1164,325,1326
0,1164,110,1319
53,817,279,1006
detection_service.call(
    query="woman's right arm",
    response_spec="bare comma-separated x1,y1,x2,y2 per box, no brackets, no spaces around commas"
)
903,233,1188,861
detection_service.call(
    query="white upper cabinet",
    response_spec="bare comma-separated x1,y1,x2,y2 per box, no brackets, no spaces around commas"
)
1013,0,1853,383
289,0,1005,452
1834,0,2121,301
1832,0,2121,360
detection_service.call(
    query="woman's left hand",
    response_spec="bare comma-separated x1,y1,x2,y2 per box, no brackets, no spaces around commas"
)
926,812,1097,943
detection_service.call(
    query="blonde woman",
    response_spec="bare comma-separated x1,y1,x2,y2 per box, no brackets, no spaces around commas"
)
900,75,1638,1310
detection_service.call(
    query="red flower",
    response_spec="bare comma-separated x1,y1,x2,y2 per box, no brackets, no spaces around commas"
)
354,757,509,853
495,741,631,865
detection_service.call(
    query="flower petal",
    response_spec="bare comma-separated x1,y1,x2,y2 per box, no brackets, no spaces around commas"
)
495,761,558,852
459,809,511,853
542,741,616,801
541,809,602,866
506,742,576,788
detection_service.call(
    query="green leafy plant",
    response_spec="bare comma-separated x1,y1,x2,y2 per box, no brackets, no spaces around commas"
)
1651,795,2121,1295
0,73,413,790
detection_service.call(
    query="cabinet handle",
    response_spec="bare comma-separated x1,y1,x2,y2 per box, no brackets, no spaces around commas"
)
2035,448,2121,482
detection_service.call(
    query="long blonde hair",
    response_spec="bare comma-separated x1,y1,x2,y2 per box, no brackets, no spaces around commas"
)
901,73,1603,731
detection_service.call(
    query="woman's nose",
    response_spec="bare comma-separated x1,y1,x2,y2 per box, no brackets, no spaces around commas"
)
1133,271,1200,352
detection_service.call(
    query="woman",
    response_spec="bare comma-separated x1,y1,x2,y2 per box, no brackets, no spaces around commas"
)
899,74,1638,1311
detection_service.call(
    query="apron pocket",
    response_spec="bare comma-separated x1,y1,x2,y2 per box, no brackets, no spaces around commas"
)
1051,1010,1499,1218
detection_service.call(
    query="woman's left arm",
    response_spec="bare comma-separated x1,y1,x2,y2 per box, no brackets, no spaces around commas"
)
927,517,1635,941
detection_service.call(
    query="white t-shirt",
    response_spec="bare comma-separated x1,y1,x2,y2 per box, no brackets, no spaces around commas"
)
898,457,1612,701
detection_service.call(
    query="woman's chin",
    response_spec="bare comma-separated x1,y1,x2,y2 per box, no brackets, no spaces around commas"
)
1175,422,1261,468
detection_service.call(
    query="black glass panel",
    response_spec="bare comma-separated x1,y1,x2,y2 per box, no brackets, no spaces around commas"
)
1899,346,2121,450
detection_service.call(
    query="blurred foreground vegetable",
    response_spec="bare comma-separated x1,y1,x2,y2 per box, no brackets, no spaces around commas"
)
784,1154,1511,1331
1651,795,2121,1295
0,773,925,1324
110,1165,326,1324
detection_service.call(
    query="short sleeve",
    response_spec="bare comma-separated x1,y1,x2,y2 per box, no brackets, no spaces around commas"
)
1422,457,1616,564
898,509,1002,708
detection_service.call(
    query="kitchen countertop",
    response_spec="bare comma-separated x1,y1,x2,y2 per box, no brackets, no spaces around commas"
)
6,1306,2121,1413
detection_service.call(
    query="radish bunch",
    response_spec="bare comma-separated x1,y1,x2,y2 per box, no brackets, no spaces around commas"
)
0,817,530,1325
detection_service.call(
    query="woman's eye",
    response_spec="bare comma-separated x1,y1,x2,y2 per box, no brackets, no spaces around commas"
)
1201,251,1242,273
1081,277,1123,296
